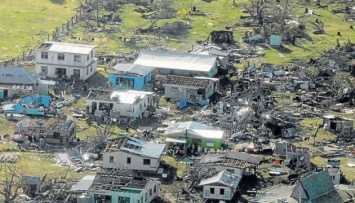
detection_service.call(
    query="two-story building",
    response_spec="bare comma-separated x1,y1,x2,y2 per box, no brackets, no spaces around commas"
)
86,89,156,120
70,173,159,203
15,117,76,145
102,136,166,172
35,41,97,81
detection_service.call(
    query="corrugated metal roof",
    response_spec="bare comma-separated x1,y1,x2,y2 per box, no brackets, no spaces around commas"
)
208,48,229,57
122,137,165,159
135,49,217,72
112,63,134,72
226,151,261,165
70,175,95,191
110,90,153,104
45,41,96,54
163,121,224,139
112,63,154,76
104,137,165,159
295,170,335,200
0,67,39,84
199,170,240,188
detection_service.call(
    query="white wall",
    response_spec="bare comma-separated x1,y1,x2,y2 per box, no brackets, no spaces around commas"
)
35,49,97,80
86,94,154,118
102,151,160,171
203,185,234,200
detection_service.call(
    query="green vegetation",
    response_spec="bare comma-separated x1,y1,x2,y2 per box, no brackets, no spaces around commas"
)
0,0,79,61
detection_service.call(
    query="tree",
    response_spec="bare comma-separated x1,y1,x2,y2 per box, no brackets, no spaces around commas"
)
0,163,26,203
241,0,269,26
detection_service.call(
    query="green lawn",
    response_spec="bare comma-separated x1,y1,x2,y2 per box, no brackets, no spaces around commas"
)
0,0,79,61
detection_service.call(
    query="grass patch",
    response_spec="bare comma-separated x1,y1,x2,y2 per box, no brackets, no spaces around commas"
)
163,155,187,177
0,0,79,61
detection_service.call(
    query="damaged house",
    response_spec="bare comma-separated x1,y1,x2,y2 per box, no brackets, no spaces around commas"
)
109,64,155,91
2,95,51,116
135,49,219,79
291,170,343,203
35,41,97,81
198,170,241,201
164,121,225,150
197,151,261,176
163,75,219,104
0,67,38,99
109,49,222,91
323,115,353,134
71,173,159,203
274,142,310,167
86,89,156,120
14,117,76,145
102,136,166,172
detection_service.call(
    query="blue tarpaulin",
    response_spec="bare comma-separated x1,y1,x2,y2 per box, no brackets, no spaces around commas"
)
178,99,187,109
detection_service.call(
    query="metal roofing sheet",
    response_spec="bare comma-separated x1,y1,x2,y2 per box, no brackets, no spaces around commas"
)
0,67,39,84
110,90,153,104
199,170,240,188
226,151,261,165
300,170,335,200
124,137,165,159
46,41,96,54
164,121,224,139
70,175,95,191
135,49,217,72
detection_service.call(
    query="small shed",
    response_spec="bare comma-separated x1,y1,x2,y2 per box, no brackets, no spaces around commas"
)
270,34,282,47
323,115,353,133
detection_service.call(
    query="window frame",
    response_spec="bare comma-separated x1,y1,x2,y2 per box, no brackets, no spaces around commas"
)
109,156,114,163
143,159,150,165
74,54,81,62
58,53,65,61
41,52,48,59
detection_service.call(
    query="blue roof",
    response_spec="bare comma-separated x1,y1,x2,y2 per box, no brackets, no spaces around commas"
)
105,136,165,159
0,67,39,84
4,95,50,116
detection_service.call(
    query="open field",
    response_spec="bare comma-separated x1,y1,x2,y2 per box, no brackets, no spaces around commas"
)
0,0,79,61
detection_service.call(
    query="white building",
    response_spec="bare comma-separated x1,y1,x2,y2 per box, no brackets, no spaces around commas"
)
35,41,97,81
163,75,219,103
199,170,241,201
102,136,166,172
86,89,156,119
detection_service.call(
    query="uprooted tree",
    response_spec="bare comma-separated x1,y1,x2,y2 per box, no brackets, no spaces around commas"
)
0,163,26,203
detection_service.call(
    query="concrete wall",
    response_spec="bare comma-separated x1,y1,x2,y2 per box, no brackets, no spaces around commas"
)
203,185,234,200
109,74,147,90
102,151,160,171
164,79,218,103
0,85,36,98
36,50,95,67
88,179,158,203
86,94,154,119
15,120,76,145
35,50,97,80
